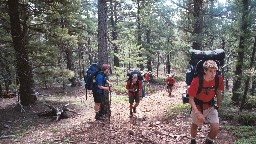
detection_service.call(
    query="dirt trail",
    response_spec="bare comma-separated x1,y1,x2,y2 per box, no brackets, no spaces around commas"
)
0,81,236,144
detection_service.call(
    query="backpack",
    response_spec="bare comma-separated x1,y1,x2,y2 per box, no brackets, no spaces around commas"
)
182,49,225,104
84,63,100,91
127,69,143,81
127,69,143,95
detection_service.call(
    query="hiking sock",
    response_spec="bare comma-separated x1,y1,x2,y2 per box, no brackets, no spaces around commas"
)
133,107,136,113
204,138,213,144
191,138,196,144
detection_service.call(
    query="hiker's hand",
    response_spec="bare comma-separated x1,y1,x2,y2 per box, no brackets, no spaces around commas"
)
108,86,112,91
195,112,204,123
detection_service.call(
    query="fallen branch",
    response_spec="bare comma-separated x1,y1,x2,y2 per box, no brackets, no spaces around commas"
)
0,135,15,139
38,103,78,121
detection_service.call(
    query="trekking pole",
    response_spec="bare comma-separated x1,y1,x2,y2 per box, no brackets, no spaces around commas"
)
109,85,112,121
86,88,87,100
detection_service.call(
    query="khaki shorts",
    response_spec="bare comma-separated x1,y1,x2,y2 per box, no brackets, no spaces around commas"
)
191,107,219,127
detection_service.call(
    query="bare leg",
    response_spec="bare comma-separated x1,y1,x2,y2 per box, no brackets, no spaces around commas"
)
208,123,219,139
191,123,198,138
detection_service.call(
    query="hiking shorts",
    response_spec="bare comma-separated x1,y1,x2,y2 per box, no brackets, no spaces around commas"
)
167,84,173,89
93,91,104,103
129,95,140,104
191,107,219,127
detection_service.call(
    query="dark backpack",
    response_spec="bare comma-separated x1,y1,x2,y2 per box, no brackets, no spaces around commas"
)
84,63,100,90
182,49,225,105
127,69,143,81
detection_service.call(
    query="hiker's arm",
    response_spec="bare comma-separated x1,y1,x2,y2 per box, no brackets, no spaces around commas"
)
189,96,205,123
216,90,222,109
189,96,199,113
98,85,111,91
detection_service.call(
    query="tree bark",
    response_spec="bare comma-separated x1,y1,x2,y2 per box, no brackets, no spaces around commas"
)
166,53,170,74
146,29,152,72
110,0,120,67
192,0,203,50
240,36,256,111
98,0,108,65
65,48,76,87
137,0,143,70
7,0,36,106
98,0,110,119
232,0,249,105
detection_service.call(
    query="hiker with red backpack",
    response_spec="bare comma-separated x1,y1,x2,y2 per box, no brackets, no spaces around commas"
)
165,74,176,96
126,74,142,117
188,60,224,144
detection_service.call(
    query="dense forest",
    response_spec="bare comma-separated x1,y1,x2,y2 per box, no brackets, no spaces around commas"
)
0,0,256,143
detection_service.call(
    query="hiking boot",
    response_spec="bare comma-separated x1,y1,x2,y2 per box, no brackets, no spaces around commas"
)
133,107,136,113
95,113,105,121
204,139,213,144
191,139,196,144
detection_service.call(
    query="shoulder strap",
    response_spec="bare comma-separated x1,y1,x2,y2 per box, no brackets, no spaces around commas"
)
129,79,132,88
214,75,219,95
197,75,203,94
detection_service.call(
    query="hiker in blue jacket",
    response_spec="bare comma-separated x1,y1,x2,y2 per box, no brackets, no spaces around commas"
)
93,64,112,120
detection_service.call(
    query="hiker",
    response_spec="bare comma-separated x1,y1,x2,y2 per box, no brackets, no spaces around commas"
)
126,74,142,117
188,60,224,144
165,74,176,96
93,64,112,120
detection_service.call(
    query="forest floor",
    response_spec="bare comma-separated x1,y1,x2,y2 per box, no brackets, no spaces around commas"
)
0,81,237,144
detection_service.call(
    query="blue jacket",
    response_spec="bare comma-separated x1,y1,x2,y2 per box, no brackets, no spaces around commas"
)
95,73,108,94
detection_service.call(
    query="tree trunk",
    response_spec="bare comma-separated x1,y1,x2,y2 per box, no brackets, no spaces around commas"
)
98,0,108,65
0,84,2,97
110,0,120,67
232,0,249,105
251,37,256,95
157,52,160,77
137,0,143,70
7,0,36,106
166,53,170,74
98,0,110,119
146,29,152,72
192,0,203,50
240,36,256,111
65,48,76,87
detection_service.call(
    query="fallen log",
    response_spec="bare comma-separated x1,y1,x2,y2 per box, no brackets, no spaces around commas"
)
37,103,78,121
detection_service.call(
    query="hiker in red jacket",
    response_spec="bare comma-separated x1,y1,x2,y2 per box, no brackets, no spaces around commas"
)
188,60,224,144
126,74,142,117
165,74,176,96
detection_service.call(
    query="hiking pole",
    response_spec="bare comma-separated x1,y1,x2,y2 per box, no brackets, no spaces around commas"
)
109,85,112,121
86,88,87,100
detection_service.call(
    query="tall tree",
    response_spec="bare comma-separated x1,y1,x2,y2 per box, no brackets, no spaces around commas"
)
232,0,249,104
110,0,120,67
7,0,36,105
98,0,110,120
192,0,203,50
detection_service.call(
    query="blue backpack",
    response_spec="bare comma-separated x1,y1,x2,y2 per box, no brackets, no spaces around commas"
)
84,63,100,91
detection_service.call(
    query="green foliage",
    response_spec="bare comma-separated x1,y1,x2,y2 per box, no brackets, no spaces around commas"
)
111,96,128,103
243,95,256,109
150,77,166,85
174,75,185,82
224,126,256,144
220,95,256,126
166,103,190,118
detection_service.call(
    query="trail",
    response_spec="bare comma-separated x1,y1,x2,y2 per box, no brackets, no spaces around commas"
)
0,81,236,144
